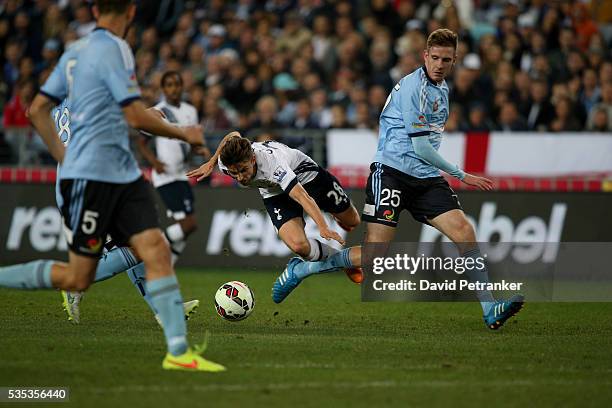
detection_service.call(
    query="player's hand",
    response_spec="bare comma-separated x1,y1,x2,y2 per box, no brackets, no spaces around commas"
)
186,160,215,182
183,125,205,147
152,159,166,174
462,173,494,191
194,145,211,159
320,226,345,246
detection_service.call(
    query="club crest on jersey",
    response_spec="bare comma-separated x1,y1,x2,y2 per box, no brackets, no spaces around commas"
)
433,99,439,112
411,114,428,129
273,166,287,183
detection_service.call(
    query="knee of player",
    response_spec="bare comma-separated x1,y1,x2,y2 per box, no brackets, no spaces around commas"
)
287,238,311,257
456,221,476,242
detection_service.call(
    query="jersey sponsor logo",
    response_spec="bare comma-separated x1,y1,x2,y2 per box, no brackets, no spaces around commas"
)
273,166,287,183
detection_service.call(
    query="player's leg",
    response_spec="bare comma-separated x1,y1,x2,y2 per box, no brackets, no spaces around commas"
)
125,262,200,322
120,177,223,371
287,164,402,285
332,204,360,232
0,253,97,291
277,217,339,261
425,202,523,329
158,181,197,265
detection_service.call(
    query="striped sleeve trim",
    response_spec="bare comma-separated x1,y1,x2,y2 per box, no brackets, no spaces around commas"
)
108,34,135,70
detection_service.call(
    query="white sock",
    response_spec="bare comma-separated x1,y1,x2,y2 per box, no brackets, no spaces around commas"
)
306,238,339,261
165,223,185,243
170,240,186,266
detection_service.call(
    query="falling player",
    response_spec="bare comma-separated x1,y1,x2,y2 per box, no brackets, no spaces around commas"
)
186,132,363,293
275,29,524,330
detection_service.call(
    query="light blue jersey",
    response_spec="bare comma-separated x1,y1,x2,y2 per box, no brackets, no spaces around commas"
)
373,66,449,179
40,28,141,184
53,99,71,208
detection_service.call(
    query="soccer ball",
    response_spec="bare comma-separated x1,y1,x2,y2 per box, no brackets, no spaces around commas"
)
214,281,255,321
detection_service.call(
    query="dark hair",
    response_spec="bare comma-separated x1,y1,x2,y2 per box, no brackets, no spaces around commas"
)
95,0,133,14
220,137,253,166
427,28,458,50
161,70,183,87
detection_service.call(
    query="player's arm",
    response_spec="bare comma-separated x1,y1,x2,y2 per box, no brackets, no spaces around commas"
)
288,182,345,245
136,135,166,173
186,131,241,181
122,100,203,146
28,93,65,163
398,81,492,190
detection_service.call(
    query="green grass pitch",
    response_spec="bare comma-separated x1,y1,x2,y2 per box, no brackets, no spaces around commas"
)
1,268,611,407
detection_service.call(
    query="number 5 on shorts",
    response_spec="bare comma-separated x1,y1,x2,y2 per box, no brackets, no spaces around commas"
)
81,210,99,234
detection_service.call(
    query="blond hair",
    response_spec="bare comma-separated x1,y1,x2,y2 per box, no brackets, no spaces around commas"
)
427,28,458,50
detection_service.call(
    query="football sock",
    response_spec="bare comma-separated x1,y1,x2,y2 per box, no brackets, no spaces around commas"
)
165,224,186,266
294,248,353,280
147,275,188,356
463,248,495,314
0,260,54,289
93,247,139,282
306,238,338,261
126,263,157,314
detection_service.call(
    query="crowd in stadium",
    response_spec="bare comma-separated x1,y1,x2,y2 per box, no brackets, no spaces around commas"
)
1,0,611,165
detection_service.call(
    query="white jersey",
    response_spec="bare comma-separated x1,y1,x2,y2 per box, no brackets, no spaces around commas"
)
151,100,199,187
218,141,320,199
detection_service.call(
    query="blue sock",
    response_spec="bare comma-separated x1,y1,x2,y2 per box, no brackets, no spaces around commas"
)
126,263,157,314
147,275,188,356
94,247,139,282
0,260,54,289
294,248,353,280
463,248,495,314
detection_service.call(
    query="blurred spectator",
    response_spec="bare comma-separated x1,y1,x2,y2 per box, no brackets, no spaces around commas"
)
275,11,312,56
588,107,610,132
68,3,95,38
292,98,317,130
252,95,280,129
497,102,528,132
580,68,602,114
3,79,35,164
524,78,555,131
587,82,612,130
201,97,232,132
465,103,496,132
550,97,583,132
353,102,375,129
329,104,349,129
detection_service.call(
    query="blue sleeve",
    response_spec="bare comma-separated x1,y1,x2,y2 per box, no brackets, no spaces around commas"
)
398,78,431,137
97,40,141,106
40,56,67,103
412,136,465,180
